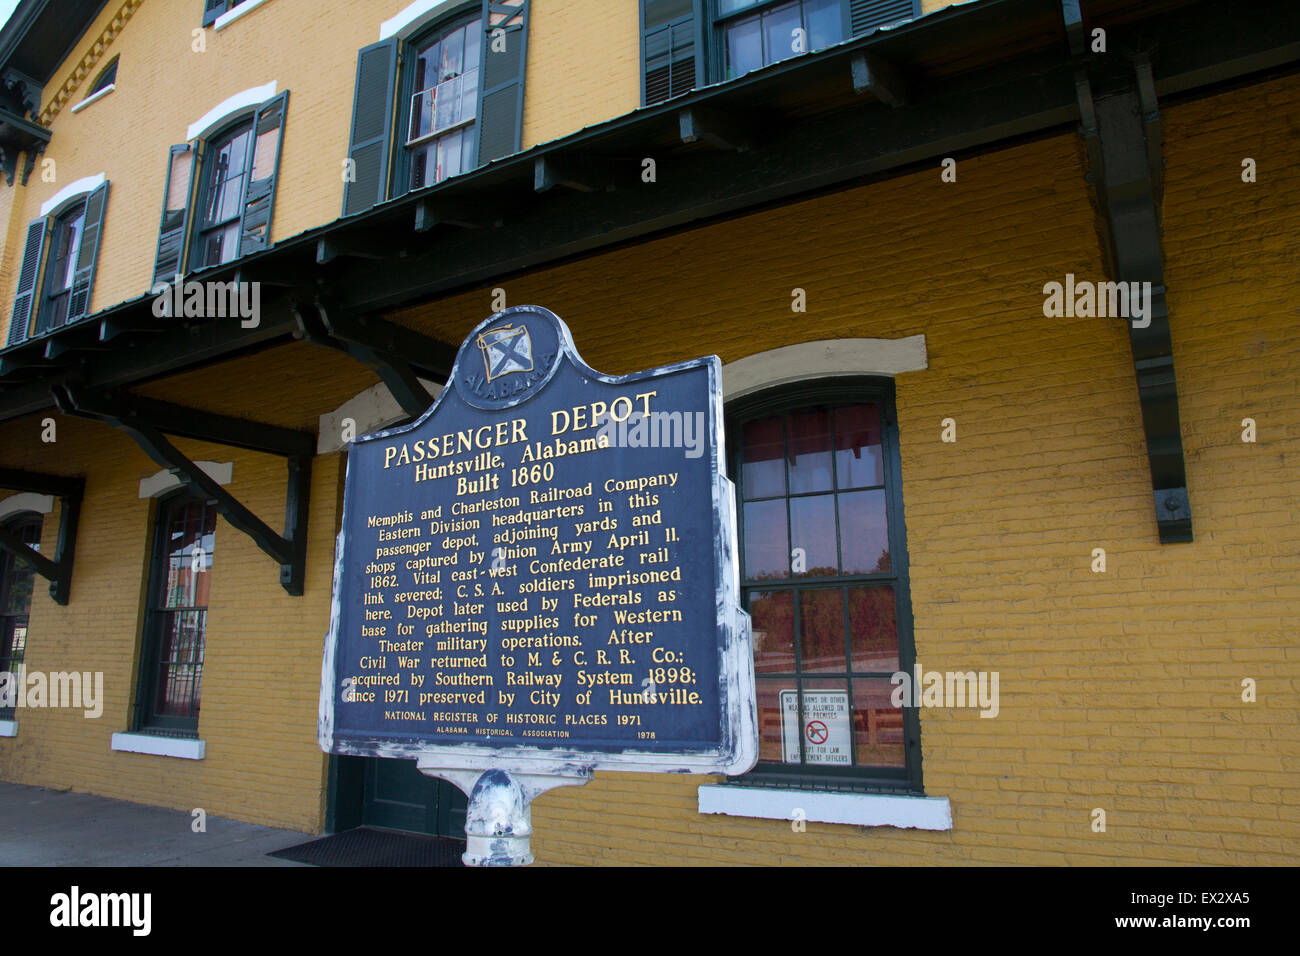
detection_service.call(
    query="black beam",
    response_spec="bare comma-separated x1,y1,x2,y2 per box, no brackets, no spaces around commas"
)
52,384,308,592
55,387,315,458
0,467,84,498
0,470,83,605
413,197,504,232
1072,6,1192,543
850,53,905,106
0,525,57,579
281,455,311,596
533,154,614,193
678,106,754,151
293,300,442,418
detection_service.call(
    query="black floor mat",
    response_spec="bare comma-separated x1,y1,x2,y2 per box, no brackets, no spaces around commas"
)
268,827,466,867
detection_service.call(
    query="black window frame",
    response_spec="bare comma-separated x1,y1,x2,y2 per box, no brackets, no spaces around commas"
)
711,0,850,83
394,7,485,194
189,116,256,271
724,377,924,794
133,490,217,737
0,512,42,721
34,199,88,336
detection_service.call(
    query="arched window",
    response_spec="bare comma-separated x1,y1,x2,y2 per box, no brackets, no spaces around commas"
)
135,491,217,734
0,513,43,719
727,377,922,791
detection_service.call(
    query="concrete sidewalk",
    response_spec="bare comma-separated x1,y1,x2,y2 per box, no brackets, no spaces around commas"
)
0,781,312,866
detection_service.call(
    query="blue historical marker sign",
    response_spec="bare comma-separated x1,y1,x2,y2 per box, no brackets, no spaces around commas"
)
319,306,756,776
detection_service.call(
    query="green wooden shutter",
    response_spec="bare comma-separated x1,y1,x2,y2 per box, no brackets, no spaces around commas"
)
477,0,531,165
202,0,227,28
642,1,698,106
65,181,110,324
343,39,400,217
7,218,51,346
153,143,197,285
850,0,917,35
239,91,289,256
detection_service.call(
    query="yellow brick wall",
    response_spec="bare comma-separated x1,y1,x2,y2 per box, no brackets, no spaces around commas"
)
521,0,640,150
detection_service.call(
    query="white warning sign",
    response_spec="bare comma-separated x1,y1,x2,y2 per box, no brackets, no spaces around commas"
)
780,689,851,765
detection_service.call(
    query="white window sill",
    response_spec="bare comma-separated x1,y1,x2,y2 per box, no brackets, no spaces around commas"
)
698,784,952,830
214,0,274,31
0,719,17,738
111,732,205,760
70,84,115,114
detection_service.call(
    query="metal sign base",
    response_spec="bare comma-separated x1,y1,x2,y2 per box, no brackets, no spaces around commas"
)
419,762,591,866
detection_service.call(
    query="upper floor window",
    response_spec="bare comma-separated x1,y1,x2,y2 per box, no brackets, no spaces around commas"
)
5,181,110,347
719,0,844,80
639,0,918,104
150,90,288,287
405,15,482,189
342,1,532,217
0,513,41,720
727,380,921,792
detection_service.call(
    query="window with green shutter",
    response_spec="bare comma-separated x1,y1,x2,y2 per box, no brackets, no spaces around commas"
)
642,0,917,97
151,92,288,285
6,181,110,345
341,1,531,217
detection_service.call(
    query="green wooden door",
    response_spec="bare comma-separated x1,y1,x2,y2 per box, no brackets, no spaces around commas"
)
361,757,467,838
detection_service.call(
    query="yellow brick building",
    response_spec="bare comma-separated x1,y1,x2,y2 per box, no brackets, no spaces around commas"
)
0,0,1296,865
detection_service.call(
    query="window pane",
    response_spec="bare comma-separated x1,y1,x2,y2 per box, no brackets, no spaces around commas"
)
464,24,482,85
786,679,852,766
749,589,794,674
852,678,906,768
797,587,843,673
787,408,832,494
718,0,760,14
755,678,789,763
762,2,802,66
461,123,476,171
741,416,784,499
743,498,788,581
847,584,898,672
805,0,844,50
441,26,465,79
834,403,883,488
156,609,206,718
725,16,762,79
838,489,889,574
788,493,836,577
